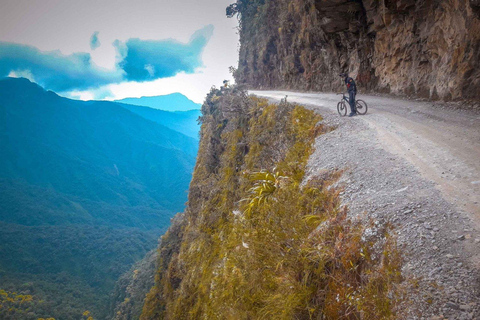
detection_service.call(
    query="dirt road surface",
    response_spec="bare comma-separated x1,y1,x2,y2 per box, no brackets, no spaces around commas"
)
251,90,480,319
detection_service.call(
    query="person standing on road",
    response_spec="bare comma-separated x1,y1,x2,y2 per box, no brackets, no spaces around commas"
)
340,73,357,117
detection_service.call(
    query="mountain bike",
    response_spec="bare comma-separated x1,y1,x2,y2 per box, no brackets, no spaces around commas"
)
336,93,368,116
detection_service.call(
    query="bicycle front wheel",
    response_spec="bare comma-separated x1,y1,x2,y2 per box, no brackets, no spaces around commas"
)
356,99,368,115
337,101,347,117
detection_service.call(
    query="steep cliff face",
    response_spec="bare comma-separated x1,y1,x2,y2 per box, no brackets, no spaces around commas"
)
234,0,480,102
110,250,157,320
139,88,403,319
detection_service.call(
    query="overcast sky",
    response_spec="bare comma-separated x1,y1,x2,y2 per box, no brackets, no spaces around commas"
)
0,0,240,102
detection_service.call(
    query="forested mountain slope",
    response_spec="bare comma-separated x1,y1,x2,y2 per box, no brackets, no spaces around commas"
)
117,103,201,139
0,77,198,319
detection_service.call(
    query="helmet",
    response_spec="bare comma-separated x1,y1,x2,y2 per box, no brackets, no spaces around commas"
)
339,73,348,78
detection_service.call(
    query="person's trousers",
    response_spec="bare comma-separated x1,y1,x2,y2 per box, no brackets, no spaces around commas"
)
349,91,356,113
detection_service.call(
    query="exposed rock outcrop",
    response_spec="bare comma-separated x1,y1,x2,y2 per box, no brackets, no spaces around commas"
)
234,0,480,102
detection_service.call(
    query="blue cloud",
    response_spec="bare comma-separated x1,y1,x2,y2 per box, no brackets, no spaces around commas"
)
0,25,214,92
115,24,213,82
90,31,101,50
0,41,123,92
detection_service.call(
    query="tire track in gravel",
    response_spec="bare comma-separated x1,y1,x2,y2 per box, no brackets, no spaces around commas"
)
251,90,480,319
251,91,480,221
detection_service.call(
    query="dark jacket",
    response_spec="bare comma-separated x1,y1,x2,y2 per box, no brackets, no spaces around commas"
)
345,77,357,94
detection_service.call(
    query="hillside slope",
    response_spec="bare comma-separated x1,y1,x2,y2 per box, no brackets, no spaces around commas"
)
0,77,198,319
117,103,201,139
0,78,197,225
232,0,480,103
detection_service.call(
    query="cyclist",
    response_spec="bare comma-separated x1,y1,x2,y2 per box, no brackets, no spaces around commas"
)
339,73,357,117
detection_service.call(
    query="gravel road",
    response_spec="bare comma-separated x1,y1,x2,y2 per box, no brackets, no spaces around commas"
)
251,90,480,319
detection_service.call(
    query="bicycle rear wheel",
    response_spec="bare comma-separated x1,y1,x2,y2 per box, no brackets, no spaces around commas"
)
356,99,368,115
337,101,347,117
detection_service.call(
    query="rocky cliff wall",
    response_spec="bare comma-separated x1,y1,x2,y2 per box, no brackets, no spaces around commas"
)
233,0,480,102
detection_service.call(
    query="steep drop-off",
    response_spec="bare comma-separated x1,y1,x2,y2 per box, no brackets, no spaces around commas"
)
111,250,158,320
232,0,480,102
139,88,404,319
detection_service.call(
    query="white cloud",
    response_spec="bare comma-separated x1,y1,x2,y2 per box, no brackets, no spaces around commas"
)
1,0,240,102
7,69,35,82
144,64,155,77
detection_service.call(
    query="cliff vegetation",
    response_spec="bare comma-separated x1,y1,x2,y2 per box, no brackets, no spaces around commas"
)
140,87,404,319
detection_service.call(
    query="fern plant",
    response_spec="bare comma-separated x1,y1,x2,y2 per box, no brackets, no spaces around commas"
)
242,170,287,218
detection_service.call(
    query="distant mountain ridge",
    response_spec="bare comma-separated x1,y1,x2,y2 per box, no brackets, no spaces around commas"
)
115,92,201,112
117,103,201,139
0,77,198,319
0,78,197,216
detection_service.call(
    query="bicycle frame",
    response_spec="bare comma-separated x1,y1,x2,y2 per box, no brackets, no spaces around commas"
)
337,92,349,103
336,92,368,116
